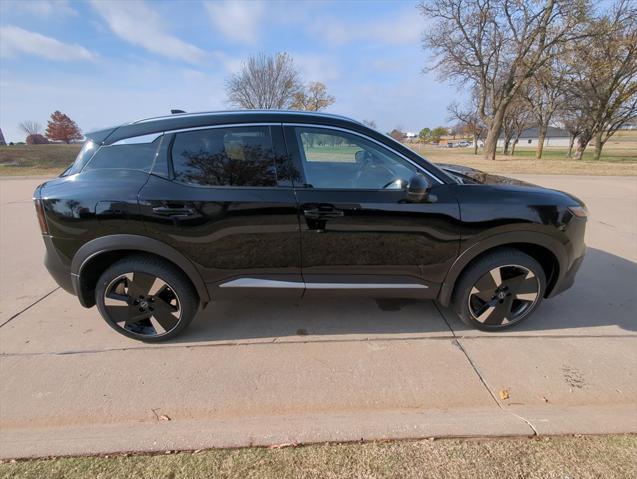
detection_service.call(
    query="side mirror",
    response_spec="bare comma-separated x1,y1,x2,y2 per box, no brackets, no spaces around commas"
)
406,174,431,202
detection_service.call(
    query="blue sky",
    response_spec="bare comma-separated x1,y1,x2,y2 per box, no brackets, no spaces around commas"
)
0,0,464,142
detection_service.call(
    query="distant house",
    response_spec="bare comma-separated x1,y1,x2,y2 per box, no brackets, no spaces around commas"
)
497,126,571,148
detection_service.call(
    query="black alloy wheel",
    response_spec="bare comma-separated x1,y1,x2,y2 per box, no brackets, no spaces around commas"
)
467,265,540,325
453,249,546,330
95,255,198,341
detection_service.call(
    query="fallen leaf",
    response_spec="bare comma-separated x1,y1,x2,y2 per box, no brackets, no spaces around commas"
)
499,389,510,400
159,414,171,421
541,396,549,403
269,442,297,449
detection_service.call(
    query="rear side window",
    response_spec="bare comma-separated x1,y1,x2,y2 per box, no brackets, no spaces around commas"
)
64,140,97,176
171,126,279,187
84,137,161,172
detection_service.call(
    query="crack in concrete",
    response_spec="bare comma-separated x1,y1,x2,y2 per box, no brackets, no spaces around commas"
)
434,302,539,436
0,334,460,358
0,288,60,329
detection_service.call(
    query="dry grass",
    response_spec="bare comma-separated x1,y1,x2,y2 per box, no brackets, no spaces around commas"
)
1,139,636,178
2,435,636,479
0,144,79,177
412,144,637,176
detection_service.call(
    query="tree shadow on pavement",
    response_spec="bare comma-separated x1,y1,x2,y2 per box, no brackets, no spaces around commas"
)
175,247,636,343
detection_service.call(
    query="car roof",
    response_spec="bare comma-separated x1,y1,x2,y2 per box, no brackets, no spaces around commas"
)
86,109,455,184
132,110,362,125
100,110,367,145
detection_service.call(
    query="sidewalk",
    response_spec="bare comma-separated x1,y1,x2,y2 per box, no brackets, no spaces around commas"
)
1,175,636,459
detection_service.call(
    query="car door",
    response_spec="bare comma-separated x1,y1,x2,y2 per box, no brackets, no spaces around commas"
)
138,124,303,298
283,124,461,298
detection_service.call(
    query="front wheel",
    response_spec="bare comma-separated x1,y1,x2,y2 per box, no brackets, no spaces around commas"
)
452,249,546,330
95,255,198,342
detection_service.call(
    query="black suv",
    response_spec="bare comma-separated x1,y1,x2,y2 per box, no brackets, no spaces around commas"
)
34,111,587,341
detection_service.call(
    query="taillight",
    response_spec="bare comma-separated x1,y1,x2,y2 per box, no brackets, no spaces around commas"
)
34,198,49,234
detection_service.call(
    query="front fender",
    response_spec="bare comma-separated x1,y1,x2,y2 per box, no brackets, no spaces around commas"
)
437,229,568,307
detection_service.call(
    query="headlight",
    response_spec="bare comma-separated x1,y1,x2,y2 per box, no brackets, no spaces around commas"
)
568,206,588,218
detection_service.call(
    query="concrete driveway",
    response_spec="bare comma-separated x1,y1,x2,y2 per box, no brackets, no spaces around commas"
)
1,175,636,458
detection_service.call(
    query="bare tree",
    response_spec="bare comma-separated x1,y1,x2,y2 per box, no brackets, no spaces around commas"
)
565,0,637,160
226,52,303,109
291,82,335,111
523,60,567,159
18,120,42,137
362,119,378,129
554,102,586,158
448,100,486,155
419,0,589,160
501,96,533,155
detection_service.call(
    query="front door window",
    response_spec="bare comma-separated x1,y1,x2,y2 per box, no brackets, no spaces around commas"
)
295,127,418,189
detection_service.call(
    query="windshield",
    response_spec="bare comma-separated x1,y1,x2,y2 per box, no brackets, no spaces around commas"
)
62,140,97,176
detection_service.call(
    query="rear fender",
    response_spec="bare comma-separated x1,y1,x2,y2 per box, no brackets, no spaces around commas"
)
71,234,210,306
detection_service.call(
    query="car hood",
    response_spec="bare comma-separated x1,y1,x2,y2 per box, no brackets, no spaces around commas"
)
436,163,536,187
437,163,586,208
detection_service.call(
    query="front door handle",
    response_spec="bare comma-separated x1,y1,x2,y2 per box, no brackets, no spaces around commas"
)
303,207,344,220
152,206,195,217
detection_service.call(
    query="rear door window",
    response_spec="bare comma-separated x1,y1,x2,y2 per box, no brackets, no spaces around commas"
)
170,126,281,187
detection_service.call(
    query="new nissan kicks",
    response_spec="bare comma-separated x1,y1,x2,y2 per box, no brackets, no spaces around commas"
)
34,111,587,341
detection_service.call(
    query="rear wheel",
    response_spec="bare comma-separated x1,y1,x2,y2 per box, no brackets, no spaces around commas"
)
95,255,198,341
452,249,546,330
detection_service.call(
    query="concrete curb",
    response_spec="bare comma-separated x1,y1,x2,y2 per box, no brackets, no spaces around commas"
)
1,408,533,459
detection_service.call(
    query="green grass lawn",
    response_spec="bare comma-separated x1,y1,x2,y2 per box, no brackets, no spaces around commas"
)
504,147,637,162
303,145,359,162
1,436,635,479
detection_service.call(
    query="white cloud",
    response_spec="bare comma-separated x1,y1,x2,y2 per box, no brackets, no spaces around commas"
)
0,25,95,61
90,0,207,63
5,0,77,17
308,10,422,47
203,0,265,45
293,54,340,83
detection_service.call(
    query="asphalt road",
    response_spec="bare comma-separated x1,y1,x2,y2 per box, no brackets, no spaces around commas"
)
1,175,636,458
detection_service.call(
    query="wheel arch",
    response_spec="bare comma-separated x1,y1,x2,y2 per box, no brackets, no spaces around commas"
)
438,232,567,307
71,234,210,308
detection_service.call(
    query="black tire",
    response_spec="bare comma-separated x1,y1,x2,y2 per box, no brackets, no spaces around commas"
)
95,254,199,342
452,249,546,331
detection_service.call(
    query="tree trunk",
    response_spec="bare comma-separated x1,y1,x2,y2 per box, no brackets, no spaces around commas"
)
511,135,521,155
573,133,591,161
567,135,575,158
592,130,604,161
483,106,507,161
536,122,548,160
473,133,479,155
503,134,513,155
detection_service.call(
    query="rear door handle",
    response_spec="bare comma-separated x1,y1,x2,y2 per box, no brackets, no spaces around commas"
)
152,206,195,217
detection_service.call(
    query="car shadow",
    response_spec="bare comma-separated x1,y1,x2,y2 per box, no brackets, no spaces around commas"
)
174,247,636,343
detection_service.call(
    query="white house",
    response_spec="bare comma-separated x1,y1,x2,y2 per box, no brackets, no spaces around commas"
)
497,127,571,148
